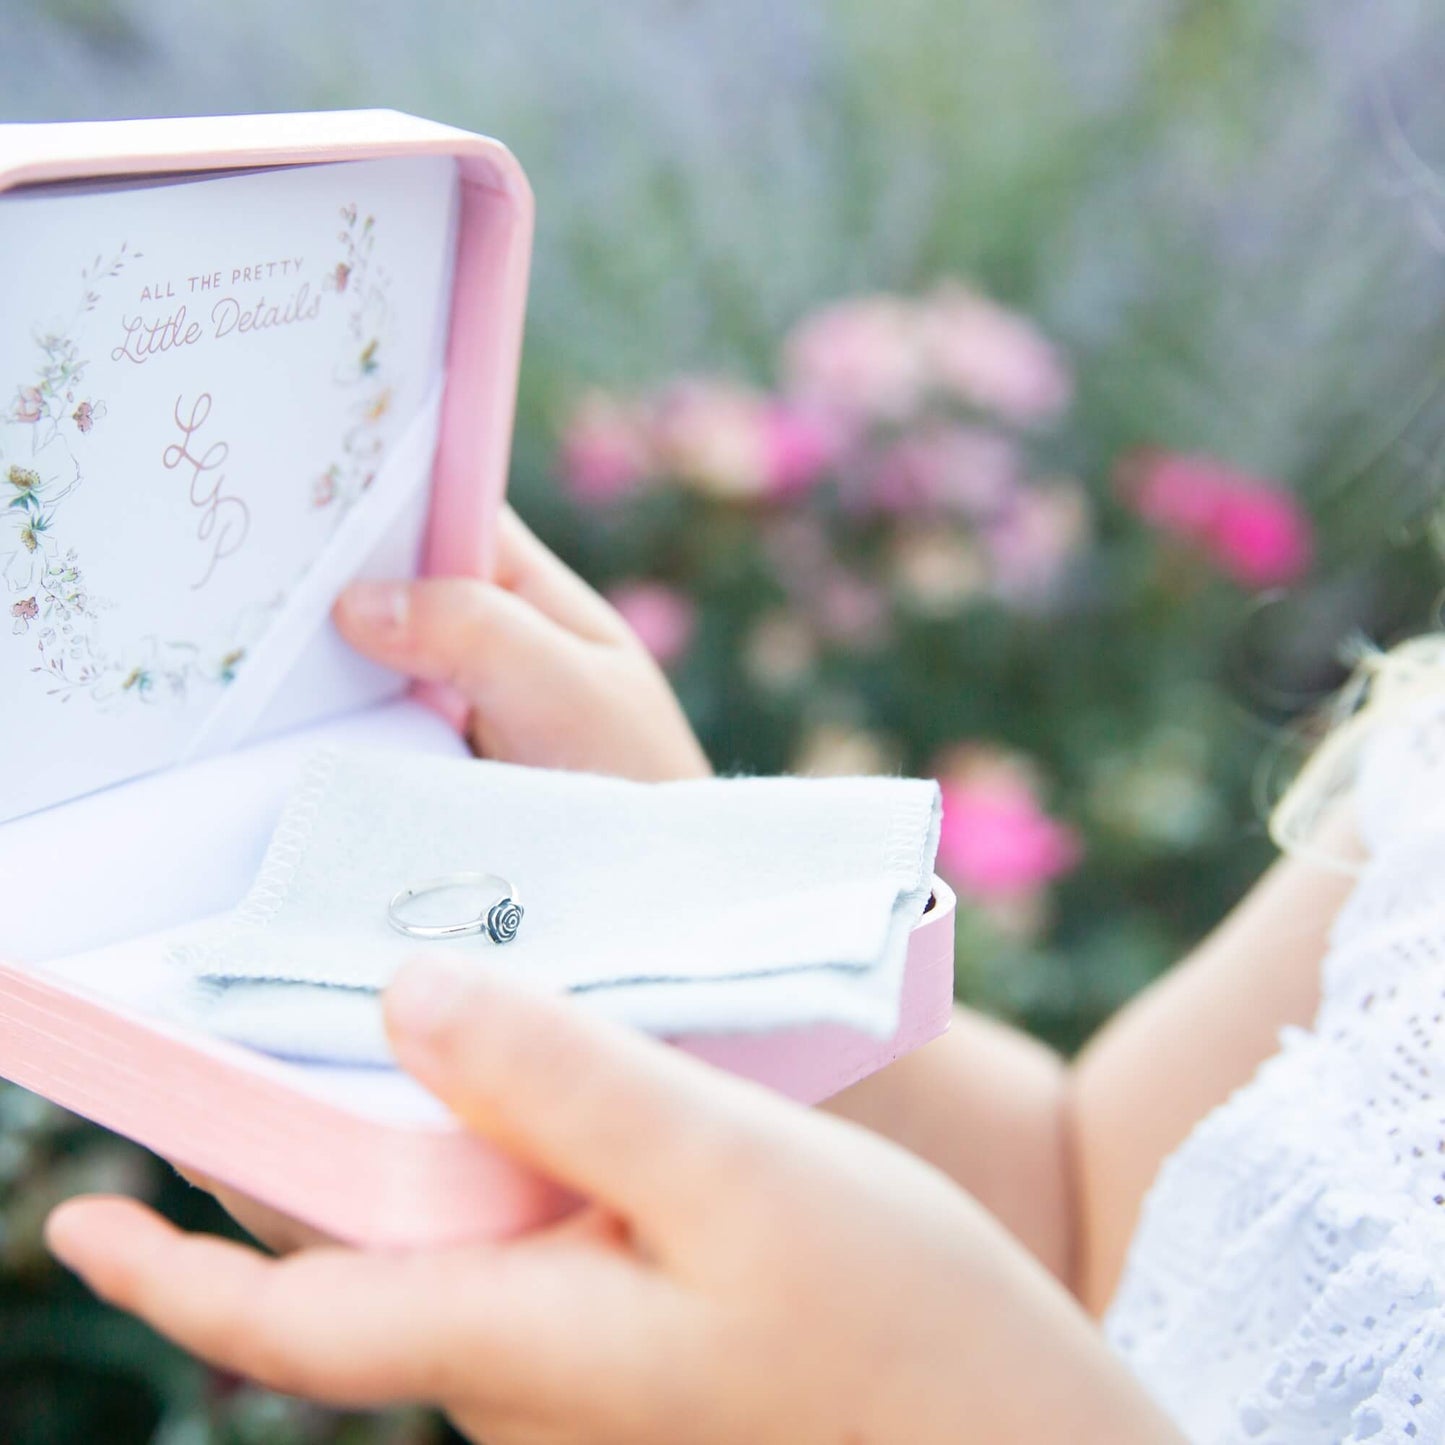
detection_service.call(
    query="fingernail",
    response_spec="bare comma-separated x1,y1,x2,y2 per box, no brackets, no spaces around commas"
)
340,580,409,631
386,955,471,1042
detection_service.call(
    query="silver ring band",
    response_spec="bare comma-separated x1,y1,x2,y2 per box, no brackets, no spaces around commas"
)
387,872,525,945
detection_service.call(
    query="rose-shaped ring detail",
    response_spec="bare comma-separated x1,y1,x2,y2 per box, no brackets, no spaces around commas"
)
387,873,525,945
485,897,525,945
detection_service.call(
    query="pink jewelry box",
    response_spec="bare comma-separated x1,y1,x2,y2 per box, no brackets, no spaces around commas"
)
0,109,957,1247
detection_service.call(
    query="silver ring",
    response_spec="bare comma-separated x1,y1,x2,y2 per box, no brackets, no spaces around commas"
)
387,872,525,944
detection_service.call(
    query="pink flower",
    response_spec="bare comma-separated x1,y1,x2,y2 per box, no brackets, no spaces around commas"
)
1118,450,1312,588
919,283,1072,425
865,424,1020,517
1118,450,1223,535
1210,489,1313,588
782,296,930,423
560,391,653,505
606,581,696,667
936,757,1082,902
13,386,43,423
761,400,850,496
983,479,1090,607
651,379,774,500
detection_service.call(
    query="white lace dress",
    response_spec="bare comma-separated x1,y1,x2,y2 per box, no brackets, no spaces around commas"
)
1106,700,1445,1442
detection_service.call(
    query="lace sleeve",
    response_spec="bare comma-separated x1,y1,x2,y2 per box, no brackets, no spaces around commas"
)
1105,691,1445,1443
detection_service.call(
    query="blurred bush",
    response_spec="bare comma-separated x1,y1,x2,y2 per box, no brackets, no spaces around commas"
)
548,284,1322,1052
8,0,1445,1439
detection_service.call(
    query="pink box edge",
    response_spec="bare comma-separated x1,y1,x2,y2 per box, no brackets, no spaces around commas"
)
0,881,954,1248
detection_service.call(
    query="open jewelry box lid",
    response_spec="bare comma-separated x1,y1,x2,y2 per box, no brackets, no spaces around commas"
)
0,110,956,1247
0,108,533,738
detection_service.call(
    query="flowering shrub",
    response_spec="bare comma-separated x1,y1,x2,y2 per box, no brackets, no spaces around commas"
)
935,746,1082,927
552,280,1330,1022
1118,451,1313,588
561,286,1104,676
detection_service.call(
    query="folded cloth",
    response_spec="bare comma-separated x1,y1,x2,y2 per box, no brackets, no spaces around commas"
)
169,747,942,1066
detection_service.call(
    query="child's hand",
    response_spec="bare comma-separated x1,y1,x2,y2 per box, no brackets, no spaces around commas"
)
333,507,710,782
170,509,707,1252
47,960,1179,1445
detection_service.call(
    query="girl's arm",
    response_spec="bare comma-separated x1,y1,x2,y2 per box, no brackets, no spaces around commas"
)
1069,842,1355,1312
827,842,1356,1312
825,1006,1076,1283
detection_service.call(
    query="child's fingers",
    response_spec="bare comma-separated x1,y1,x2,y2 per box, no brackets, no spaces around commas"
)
493,507,630,644
333,576,588,702
44,1196,575,1411
46,1197,448,1404
384,959,786,1260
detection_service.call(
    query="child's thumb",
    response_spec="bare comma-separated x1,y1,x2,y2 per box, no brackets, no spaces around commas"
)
383,956,773,1253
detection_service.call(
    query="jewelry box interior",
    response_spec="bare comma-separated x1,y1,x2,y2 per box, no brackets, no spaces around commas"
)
1,148,500,1123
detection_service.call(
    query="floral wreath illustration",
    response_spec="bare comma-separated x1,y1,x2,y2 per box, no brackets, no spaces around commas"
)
3,204,396,708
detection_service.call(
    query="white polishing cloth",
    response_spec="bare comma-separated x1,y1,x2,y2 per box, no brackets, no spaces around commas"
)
169,747,942,1065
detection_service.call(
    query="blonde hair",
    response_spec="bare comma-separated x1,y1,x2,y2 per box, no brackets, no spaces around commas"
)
1269,633,1445,869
